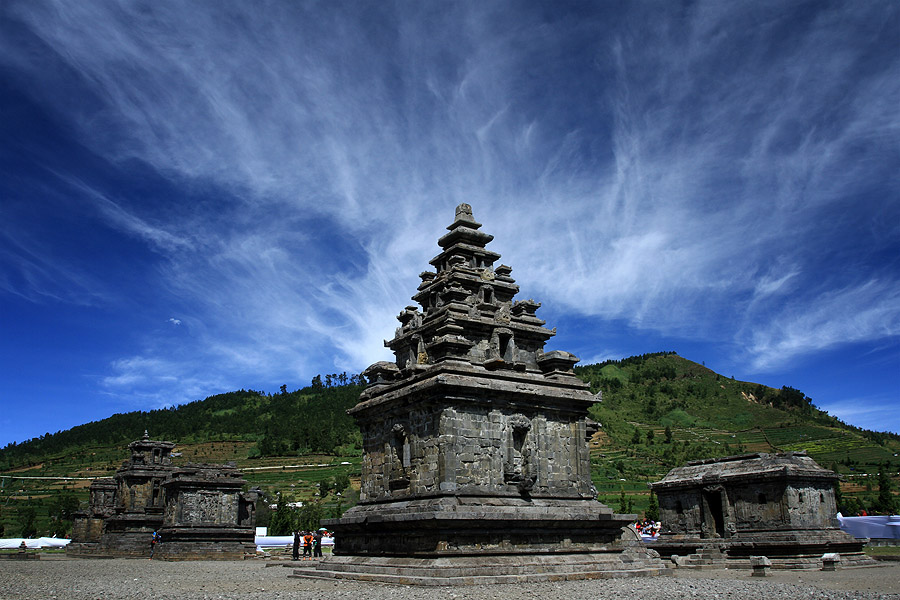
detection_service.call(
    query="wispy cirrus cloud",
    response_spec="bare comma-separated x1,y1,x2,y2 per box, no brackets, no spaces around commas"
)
746,280,900,371
818,394,900,434
0,212,112,306
0,1,897,422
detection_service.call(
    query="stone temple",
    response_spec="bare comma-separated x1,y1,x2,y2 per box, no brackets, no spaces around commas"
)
292,204,664,584
68,432,257,559
649,452,875,569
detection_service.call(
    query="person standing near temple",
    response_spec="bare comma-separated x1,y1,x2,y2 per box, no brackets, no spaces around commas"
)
313,529,323,558
292,530,300,560
150,530,160,559
303,530,313,559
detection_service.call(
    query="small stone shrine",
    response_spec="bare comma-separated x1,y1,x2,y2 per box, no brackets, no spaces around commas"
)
292,204,664,584
68,432,257,559
155,463,257,560
68,432,175,557
649,451,875,569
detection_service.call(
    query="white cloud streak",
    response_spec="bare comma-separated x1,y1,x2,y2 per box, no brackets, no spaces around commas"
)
818,395,900,434
747,281,900,371
1,1,897,408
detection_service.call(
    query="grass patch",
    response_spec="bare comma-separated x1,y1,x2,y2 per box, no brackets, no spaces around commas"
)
865,545,900,557
659,409,695,428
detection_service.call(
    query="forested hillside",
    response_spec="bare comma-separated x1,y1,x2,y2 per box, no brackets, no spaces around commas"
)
0,373,365,470
1,354,897,538
577,353,899,517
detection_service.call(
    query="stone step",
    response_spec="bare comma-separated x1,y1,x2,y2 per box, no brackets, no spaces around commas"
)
300,558,647,577
290,566,667,586
288,553,669,585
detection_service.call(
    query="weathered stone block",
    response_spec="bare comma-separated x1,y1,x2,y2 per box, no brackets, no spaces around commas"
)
750,555,771,576
821,552,841,571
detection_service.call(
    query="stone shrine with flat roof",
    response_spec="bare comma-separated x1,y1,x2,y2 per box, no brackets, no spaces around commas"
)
155,462,257,560
292,204,664,584
68,432,257,559
649,451,875,569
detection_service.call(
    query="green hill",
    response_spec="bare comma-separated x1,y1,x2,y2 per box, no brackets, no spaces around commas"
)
1,355,897,538
577,352,899,515
0,374,366,471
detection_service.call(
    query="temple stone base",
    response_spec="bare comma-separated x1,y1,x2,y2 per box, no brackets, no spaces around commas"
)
154,527,257,560
656,534,877,570
67,513,161,558
301,495,667,583
291,552,667,585
0,549,40,561
329,496,641,556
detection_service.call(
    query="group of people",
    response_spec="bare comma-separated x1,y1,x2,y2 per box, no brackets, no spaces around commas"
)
292,529,326,560
634,518,660,538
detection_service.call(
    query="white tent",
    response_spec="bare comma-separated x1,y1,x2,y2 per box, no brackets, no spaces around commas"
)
838,514,900,539
0,537,71,549
255,535,334,551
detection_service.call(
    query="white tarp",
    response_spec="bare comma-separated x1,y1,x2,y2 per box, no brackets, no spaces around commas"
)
255,535,334,550
0,537,71,549
837,514,900,539
2,535,343,551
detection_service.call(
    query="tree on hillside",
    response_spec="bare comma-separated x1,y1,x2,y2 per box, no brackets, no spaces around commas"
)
48,491,80,536
255,497,272,527
873,464,897,515
334,473,350,495
50,491,80,521
618,486,633,514
19,506,37,538
268,494,296,535
298,501,325,531
645,492,659,522
328,499,345,520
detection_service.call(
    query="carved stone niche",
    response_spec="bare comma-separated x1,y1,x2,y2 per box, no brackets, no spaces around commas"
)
484,327,519,370
700,484,728,539
503,414,536,493
388,423,411,491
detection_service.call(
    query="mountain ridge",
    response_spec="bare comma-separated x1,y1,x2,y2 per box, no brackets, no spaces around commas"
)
2,353,897,537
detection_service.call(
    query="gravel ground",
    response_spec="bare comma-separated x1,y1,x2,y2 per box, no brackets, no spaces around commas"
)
1,557,899,600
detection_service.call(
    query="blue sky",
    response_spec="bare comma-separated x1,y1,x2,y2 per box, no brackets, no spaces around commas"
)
1,1,898,447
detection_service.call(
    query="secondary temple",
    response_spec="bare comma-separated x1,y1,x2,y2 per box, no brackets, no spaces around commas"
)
68,432,257,559
649,452,875,569
292,204,664,584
